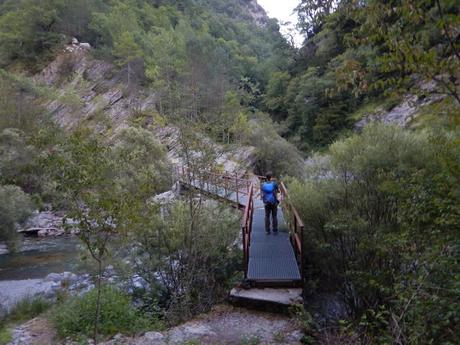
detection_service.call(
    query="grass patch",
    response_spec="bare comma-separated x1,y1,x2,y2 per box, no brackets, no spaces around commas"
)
348,94,402,123
6,296,51,323
0,326,12,345
0,296,50,345
408,97,460,130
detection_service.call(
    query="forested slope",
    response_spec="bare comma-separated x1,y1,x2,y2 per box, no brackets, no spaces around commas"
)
0,0,459,344
263,0,459,150
0,2,302,342
279,1,459,343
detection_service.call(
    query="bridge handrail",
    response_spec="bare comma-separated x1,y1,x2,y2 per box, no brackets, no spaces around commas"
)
279,181,304,281
175,165,252,205
177,166,305,282
241,183,254,278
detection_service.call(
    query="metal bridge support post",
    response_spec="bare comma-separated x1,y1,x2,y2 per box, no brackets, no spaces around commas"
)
301,224,305,297
235,172,239,205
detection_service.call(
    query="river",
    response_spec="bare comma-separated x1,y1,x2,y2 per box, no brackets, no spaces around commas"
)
0,235,81,281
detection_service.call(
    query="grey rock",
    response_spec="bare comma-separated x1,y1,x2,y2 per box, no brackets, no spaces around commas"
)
0,243,8,255
134,331,166,345
51,281,61,289
152,190,176,205
63,271,78,283
44,272,62,283
20,211,71,237
113,333,123,340
143,332,164,340
131,275,148,290
355,93,444,129
0,279,53,311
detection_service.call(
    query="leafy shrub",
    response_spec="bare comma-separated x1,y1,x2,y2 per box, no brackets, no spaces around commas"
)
132,201,241,324
248,115,304,178
289,123,460,343
53,286,156,339
0,184,33,250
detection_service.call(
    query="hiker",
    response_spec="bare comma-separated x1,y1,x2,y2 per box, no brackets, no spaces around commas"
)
261,172,279,234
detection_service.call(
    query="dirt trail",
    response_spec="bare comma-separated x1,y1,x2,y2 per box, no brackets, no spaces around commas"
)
8,317,56,345
8,305,303,345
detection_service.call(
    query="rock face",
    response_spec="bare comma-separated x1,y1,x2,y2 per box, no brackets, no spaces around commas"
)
35,46,154,133
154,125,256,175
241,0,269,27
0,279,54,315
0,243,8,255
32,34,268,183
19,210,76,237
356,92,445,129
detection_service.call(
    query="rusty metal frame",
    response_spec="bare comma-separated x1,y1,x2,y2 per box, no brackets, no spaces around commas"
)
241,184,254,278
279,181,305,283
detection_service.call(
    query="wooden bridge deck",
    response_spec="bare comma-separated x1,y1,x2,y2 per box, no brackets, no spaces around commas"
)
178,171,302,287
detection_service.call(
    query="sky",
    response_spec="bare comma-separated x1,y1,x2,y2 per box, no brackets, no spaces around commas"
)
257,0,303,46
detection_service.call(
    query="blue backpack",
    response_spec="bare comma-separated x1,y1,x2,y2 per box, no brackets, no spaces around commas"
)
262,181,278,205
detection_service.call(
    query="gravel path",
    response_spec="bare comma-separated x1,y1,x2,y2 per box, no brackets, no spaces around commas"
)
8,305,303,345
98,305,303,345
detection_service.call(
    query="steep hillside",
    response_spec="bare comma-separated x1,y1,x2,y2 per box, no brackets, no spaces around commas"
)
264,0,459,150
1,1,458,344
202,0,269,27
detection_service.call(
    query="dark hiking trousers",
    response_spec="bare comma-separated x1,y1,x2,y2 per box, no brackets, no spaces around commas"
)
264,203,278,233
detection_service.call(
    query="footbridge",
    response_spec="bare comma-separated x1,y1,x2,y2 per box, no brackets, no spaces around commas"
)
176,166,304,290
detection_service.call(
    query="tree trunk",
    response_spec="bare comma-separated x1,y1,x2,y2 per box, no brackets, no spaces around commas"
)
93,258,102,344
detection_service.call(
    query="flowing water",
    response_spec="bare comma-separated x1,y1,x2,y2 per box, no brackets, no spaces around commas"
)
0,235,81,281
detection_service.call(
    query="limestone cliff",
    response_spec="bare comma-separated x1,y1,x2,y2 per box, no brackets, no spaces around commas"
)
34,41,256,173
240,0,269,27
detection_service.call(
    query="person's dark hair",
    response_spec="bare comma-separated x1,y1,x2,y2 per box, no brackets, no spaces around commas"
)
265,172,272,180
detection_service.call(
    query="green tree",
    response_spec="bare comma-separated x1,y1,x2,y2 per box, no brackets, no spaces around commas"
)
0,128,36,190
49,128,170,343
351,0,460,103
296,0,338,36
111,127,170,198
0,184,33,250
144,27,186,114
0,0,61,68
264,71,290,120
113,32,143,87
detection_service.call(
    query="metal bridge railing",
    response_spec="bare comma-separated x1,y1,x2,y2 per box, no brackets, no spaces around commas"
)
241,184,254,278
279,181,305,282
177,166,305,284
175,165,252,207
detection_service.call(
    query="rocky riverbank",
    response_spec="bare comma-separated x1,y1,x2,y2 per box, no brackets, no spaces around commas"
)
0,272,93,315
19,210,78,238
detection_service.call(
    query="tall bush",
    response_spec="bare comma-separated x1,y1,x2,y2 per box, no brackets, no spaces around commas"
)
289,123,459,342
132,200,241,324
0,184,33,250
